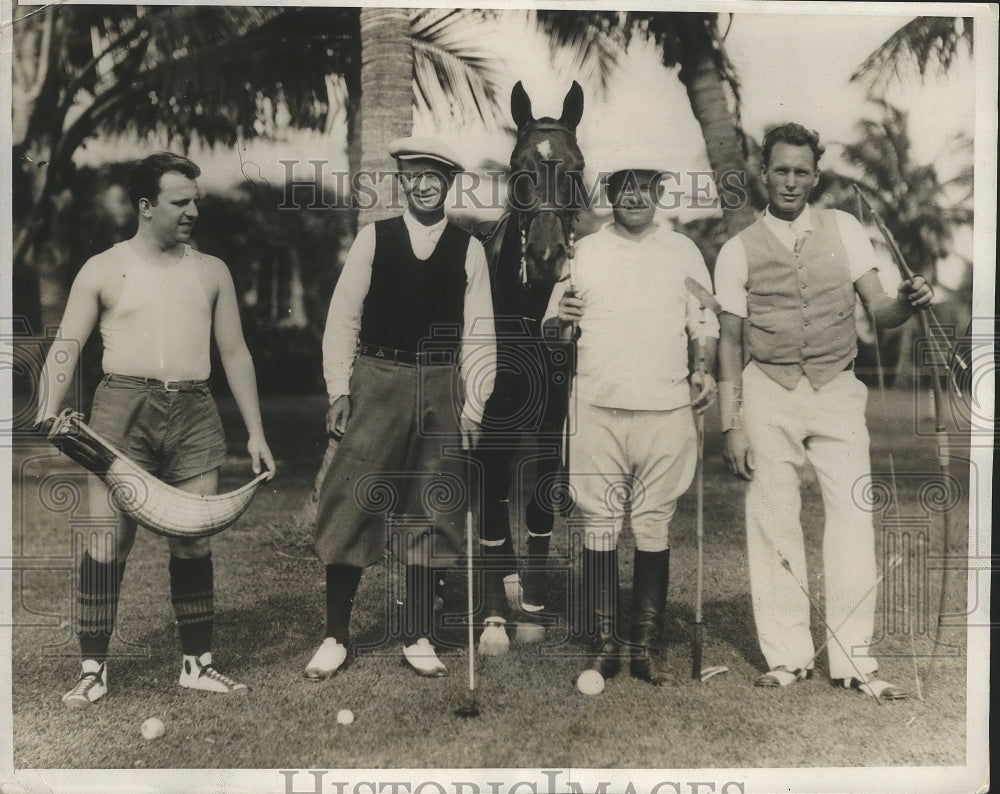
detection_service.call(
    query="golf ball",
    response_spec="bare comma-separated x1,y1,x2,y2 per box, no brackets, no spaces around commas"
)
577,669,605,695
336,709,355,725
141,717,165,740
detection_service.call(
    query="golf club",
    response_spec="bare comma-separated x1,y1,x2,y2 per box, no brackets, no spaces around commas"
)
687,285,729,684
455,507,480,718
777,553,882,704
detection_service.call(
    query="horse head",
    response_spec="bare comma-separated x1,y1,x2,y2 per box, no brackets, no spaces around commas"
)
508,81,585,287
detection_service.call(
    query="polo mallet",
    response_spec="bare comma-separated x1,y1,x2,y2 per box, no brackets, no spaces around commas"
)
455,507,480,719
800,553,904,676
684,279,729,683
777,553,882,704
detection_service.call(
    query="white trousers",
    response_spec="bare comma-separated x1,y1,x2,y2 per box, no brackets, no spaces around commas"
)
570,401,696,553
743,362,879,680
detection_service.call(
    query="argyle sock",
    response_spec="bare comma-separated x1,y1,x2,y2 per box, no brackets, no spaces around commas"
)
77,552,126,662
325,564,363,644
169,555,214,656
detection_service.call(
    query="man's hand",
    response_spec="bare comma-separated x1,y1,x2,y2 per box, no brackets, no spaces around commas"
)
327,395,351,440
34,415,57,437
461,416,482,450
723,428,754,480
690,371,717,414
557,290,584,339
898,275,933,309
248,433,276,479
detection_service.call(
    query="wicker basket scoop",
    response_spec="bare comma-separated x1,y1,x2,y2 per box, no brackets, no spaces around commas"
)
46,408,272,538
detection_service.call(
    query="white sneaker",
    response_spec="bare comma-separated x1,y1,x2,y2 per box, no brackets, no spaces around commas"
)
62,660,107,708
304,637,348,680
478,617,510,656
179,653,248,694
402,637,447,677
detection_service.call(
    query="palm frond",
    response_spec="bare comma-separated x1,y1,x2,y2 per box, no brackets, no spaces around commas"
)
533,10,625,97
410,8,508,130
851,16,974,96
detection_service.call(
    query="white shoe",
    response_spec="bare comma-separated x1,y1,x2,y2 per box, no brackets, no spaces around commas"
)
179,652,248,694
478,618,510,656
304,638,348,680
62,660,107,708
402,637,448,677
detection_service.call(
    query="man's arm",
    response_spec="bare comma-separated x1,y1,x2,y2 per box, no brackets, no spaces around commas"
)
855,271,933,328
718,312,753,480
459,238,496,448
211,259,275,476
835,209,933,328
321,224,376,437
713,235,753,480
34,259,103,425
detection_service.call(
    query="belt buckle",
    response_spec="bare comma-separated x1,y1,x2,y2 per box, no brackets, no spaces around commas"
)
162,380,180,392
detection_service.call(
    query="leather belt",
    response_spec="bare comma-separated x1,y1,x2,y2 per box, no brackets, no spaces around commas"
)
104,373,209,392
360,344,455,367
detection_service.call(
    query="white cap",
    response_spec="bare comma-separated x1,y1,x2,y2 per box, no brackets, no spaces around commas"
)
388,136,465,171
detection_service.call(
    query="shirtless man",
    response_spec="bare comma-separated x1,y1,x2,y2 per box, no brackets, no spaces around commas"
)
35,152,275,707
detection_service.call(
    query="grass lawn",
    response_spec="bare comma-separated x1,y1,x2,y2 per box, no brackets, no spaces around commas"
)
7,388,974,776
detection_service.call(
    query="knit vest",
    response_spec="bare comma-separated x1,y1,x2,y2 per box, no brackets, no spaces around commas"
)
359,215,469,354
742,209,857,390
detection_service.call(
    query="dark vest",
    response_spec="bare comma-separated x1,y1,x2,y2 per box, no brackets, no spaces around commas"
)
742,209,858,389
360,216,469,354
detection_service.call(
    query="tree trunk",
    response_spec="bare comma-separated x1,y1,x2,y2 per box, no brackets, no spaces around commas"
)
357,7,414,226
298,8,416,531
678,42,756,241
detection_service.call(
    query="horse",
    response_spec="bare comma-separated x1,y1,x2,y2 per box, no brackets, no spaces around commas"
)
473,80,585,654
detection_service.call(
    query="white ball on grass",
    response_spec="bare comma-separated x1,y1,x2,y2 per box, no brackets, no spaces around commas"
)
577,669,605,695
336,709,355,725
140,717,165,740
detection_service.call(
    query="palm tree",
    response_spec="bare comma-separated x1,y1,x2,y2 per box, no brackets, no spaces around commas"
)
818,99,973,382
852,16,974,96
552,11,757,239
11,6,619,330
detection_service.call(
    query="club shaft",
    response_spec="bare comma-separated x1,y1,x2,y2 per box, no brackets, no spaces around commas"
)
465,509,475,693
779,555,881,703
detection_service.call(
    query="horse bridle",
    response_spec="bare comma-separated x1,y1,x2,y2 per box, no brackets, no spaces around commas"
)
512,121,582,287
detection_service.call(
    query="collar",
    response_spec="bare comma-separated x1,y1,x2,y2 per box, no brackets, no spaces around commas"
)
403,210,448,238
605,219,663,245
764,203,814,236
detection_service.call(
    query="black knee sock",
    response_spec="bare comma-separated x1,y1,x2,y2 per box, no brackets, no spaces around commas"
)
325,564,362,643
403,564,435,645
169,555,214,656
77,552,126,662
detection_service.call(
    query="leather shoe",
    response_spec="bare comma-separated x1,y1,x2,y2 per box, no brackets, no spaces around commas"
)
402,637,448,677
304,638,348,680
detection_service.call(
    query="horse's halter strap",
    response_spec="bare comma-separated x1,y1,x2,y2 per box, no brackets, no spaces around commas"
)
517,209,577,286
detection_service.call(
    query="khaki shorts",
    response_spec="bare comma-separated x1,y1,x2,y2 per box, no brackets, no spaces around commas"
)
88,374,227,483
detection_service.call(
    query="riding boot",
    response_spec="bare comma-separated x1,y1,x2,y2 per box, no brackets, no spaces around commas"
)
629,549,673,686
581,547,622,680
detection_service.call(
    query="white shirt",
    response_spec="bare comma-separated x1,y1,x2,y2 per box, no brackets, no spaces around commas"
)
714,205,878,318
322,211,496,425
543,221,719,411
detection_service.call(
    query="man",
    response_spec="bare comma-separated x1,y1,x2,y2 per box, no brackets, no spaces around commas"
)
306,137,495,680
715,123,932,698
35,152,276,707
543,164,717,687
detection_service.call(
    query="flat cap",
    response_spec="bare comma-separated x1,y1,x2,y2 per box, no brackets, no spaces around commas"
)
388,136,465,171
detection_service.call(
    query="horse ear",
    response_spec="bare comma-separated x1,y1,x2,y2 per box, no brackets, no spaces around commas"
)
511,81,535,129
559,81,585,130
